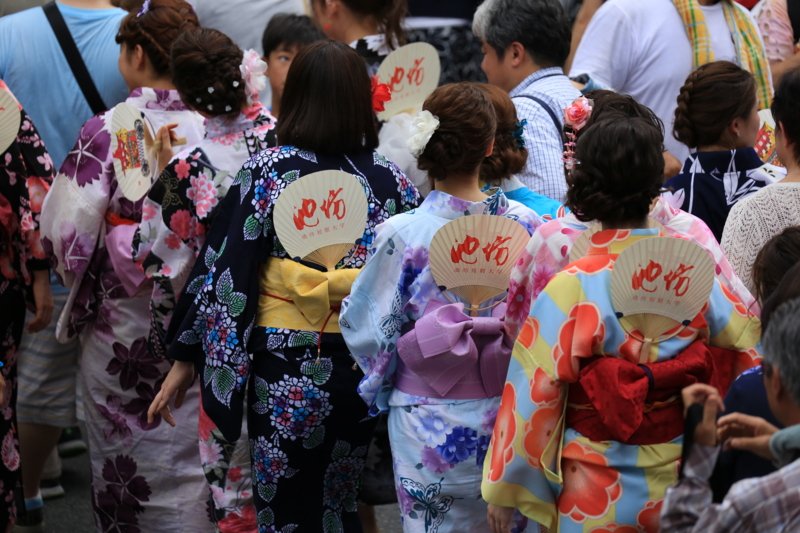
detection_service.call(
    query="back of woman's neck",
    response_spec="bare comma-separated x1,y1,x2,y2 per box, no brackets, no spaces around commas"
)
435,175,488,203
57,0,114,8
343,20,380,45
781,161,800,183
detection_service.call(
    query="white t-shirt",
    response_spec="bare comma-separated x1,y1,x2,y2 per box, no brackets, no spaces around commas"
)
569,0,765,161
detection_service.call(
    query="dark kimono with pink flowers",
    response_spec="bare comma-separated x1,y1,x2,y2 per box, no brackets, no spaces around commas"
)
39,88,216,533
0,80,53,529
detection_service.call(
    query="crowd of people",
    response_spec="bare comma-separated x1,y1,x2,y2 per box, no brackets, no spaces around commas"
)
1,0,799,532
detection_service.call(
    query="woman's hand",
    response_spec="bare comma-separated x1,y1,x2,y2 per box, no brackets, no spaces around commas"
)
0,373,6,403
154,123,179,174
681,383,724,447
147,360,195,427
26,269,53,334
487,504,515,533
717,412,779,461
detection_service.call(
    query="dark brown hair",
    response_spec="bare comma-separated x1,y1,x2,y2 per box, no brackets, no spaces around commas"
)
313,0,407,49
474,83,527,186
276,41,378,154
752,226,800,306
576,90,665,140
566,115,665,225
170,28,247,117
673,61,756,149
771,68,800,164
761,261,800,336
417,83,496,182
116,0,199,77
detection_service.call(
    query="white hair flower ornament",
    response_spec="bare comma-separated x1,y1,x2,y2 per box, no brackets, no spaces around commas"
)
406,110,440,157
239,49,267,104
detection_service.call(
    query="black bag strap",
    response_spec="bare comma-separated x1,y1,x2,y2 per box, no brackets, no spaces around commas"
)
512,94,564,140
42,1,107,115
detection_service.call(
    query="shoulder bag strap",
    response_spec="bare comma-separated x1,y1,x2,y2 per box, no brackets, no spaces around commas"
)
42,1,107,115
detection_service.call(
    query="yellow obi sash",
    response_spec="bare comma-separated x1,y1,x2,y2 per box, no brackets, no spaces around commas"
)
256,257,360,334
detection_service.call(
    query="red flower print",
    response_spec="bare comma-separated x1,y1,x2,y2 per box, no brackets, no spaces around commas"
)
558,441,622,523
164,232,182,250
588,523,639,533
174,158,192,180
26,177,49,212
563,256,616,276
198,404,216,441
720,283,750,318
617,331,644,365
552,302,606,382
636,499,662,533
506,278,532,330
523,405,559,469
187,173,219,218
227,466,243,483
486,382,518,484
1,430,19,471
371,76,392,113
517,317,540,350
591,229,631,248
529,367,560,405
142,201,157,222
170,209,194,240
531,264,556,299
217,504,257,533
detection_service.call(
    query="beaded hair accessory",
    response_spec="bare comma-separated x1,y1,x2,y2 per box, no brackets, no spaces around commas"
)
562,97,593,170
137,0,151,17
512,119,527,148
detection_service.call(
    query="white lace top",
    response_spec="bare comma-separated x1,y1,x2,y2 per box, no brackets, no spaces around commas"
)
721,181,800,294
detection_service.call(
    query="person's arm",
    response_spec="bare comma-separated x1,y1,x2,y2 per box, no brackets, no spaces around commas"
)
565,0,605,74
568,2,635,89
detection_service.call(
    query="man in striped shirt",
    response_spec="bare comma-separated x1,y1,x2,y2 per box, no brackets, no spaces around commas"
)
472,0,580,203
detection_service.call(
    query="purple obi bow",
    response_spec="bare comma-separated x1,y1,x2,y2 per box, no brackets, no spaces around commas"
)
395,300,513,399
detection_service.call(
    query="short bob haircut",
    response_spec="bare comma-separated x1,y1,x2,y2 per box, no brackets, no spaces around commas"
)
276,40,378,155
566,115,665,225
771,67,800,164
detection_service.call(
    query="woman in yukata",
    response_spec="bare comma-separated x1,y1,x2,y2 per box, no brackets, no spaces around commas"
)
504,90,758,345
481,115,762,533
0,80,54,530
149,40,420,533
664,60,779,243
340,83,543,533
134,27,277,531
38,1,211,531
474,83,566,222
311,0,407,73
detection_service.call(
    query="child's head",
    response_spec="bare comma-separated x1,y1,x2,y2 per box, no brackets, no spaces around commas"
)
473,83,528,186
261,14,326,109
771,68,800,166
170,28,248,117
416,83,497,183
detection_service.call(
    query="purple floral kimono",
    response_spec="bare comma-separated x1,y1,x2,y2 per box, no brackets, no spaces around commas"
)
39,88,212,533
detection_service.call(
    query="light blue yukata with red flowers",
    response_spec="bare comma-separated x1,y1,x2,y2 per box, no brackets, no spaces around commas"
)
39,88,212,533
340,189,543,533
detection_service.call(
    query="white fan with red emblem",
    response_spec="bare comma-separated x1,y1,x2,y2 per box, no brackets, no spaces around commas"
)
0,87,21,156
374,42,441,121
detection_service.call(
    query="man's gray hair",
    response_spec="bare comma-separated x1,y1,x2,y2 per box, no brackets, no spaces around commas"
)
471,0,571,67
762,297,800,406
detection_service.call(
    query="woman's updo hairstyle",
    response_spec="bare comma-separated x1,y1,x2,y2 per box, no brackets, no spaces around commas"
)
577,90,664,140
170,28,247,116
566,115,665,225
673,61,756,149
474,83,527,186
417,83,496,182
116,0,200,77
340,0,407,48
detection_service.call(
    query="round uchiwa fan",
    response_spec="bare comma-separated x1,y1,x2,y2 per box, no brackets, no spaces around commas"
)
755,108,782,167
273,170,369,271
610,237,715,363
0,87,21,156
375,42,441,121
569,220,666,263
110,103,157,201
429,215,530,316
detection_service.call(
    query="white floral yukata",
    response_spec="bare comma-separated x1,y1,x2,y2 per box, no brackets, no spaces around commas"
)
340,190,543,533
40,87,211,533
133,101,277,532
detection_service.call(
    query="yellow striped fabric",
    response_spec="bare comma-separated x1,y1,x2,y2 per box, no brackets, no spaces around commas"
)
672,0,773,109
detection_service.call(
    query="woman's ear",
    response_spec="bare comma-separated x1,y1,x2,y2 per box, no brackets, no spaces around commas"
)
134,44,147,71
486,138,496,157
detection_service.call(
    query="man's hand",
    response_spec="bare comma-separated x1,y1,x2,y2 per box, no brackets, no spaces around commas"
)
717,412,779,461
681,383,724,447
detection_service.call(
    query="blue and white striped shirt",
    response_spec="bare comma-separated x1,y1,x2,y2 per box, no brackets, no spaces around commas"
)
509,67,580,203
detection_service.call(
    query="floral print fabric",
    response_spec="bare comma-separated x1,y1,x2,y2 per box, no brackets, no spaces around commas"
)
503,196,759,343
40,87,213,532
481,229,761,532
0,80,54,530
340,190,542,532
166,146,419,531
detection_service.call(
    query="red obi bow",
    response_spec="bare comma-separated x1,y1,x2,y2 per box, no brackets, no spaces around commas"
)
567,341,743,445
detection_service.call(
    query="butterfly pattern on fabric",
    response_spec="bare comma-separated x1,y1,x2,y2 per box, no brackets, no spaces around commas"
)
400,477,456,533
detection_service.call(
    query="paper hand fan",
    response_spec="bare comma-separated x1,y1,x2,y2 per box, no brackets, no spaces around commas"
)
569,220,665,263
273,170,369,270
0,88,21,156
429,215,530,316
610,237,715,363
755,109,782,167
375,42,440,122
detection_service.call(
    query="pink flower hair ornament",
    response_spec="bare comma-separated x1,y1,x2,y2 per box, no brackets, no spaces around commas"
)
562,97,593,171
